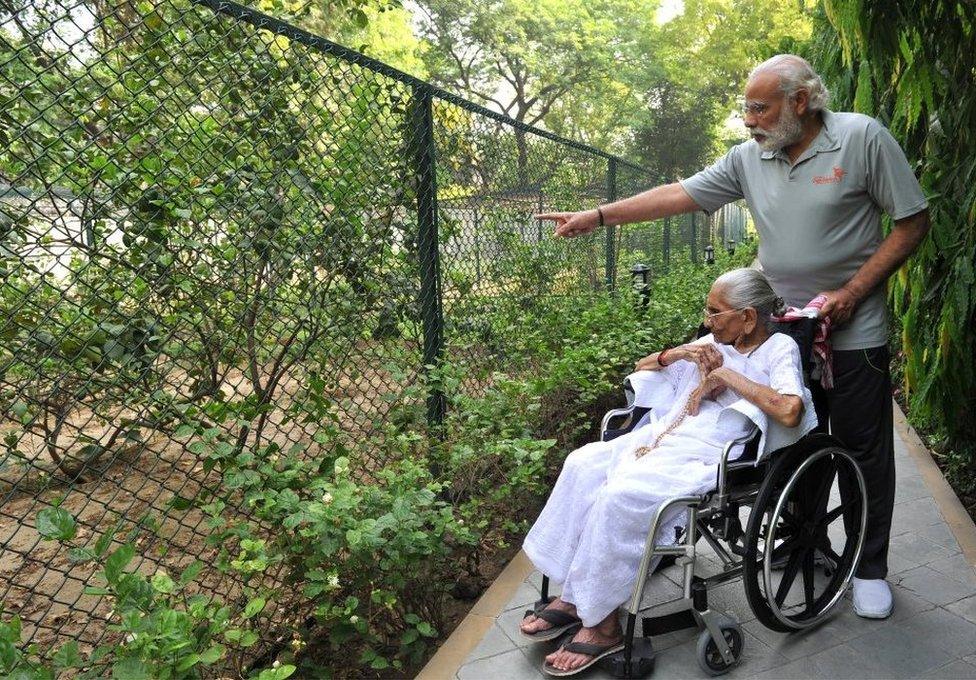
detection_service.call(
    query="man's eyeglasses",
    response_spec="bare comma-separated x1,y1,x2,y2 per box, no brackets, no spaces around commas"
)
703,307,743,321
740,101,771,117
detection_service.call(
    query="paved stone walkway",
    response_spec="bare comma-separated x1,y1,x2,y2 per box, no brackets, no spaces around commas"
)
451,413,976,680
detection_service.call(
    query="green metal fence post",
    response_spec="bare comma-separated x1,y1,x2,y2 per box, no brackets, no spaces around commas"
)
663,216,671,271
606,157,617,293
473,207,482,280
537,190,544,243
408,85,446,430
690,212,699,264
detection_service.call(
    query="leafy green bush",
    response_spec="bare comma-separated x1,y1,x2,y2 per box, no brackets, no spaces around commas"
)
810,1,976,483
195,443,475,671
0,506,295,680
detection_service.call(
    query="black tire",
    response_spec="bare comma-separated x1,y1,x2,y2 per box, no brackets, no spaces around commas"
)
696,620,744,676
742,434,867,632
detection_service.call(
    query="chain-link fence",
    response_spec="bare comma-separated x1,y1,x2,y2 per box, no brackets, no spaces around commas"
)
0,0,739,660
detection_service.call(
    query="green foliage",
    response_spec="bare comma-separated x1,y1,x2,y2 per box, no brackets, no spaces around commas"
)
809,1,976,472
197,442,476,670
630,0,815,175
416,0,814,157
434,241,756,547
3,512,290,679
0,0,421,482
0,0,760,674
0,611,54,680
35,505,76,541
1,244,751,675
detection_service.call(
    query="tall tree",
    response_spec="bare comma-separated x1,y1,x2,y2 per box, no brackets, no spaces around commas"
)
625,0,814,175
414,0,645,128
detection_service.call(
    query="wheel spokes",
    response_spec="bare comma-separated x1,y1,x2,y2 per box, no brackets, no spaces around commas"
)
780,506,800,526
816,537,841,565
802,550,816,614
819,498,855,529
810,459,837,513
775,548,804,607
770,533,801,560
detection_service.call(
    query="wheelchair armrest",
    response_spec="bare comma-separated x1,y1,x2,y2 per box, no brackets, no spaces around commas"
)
600,377,642,442
601,406,652,441
601,405,636,441
715,426,762,501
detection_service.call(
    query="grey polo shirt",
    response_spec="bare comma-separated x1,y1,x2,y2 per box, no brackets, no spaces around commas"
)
680,109,927,350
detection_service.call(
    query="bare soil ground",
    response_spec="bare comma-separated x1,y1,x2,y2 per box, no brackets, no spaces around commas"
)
0,348,421,669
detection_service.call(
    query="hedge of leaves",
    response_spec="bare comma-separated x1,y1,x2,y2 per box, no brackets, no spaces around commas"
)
810,0,976,491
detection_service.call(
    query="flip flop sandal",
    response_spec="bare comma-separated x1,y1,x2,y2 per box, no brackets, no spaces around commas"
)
520,607,583,642
542,640,626,676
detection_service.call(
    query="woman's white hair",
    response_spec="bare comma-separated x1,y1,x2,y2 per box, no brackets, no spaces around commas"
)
749,54,830,112
713,268,786,330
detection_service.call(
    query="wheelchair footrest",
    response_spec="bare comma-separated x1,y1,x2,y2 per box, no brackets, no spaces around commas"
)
642,609,698,636
603,637,656,679
529,595,555,615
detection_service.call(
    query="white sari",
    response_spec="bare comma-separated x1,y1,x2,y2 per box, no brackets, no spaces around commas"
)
523,333,817,626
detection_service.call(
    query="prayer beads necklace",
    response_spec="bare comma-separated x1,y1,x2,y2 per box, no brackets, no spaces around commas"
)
632,339,766,460
632,400,693,459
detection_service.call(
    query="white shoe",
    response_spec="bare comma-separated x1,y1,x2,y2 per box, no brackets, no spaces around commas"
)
852,577,893,619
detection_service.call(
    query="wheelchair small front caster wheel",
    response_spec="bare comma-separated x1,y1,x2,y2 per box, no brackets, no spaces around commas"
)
696,619,744,676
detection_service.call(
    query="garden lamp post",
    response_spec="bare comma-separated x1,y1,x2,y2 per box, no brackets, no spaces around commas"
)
704,244,715,265
727,239,735,256
630,263,651,307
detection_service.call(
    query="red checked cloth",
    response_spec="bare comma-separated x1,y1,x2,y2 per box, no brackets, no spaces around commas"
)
771,294,834,389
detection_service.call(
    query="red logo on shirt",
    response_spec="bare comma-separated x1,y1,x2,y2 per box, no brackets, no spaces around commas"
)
813,166,847,185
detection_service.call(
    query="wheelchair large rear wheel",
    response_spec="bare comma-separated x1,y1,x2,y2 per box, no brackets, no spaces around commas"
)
742,437,867,632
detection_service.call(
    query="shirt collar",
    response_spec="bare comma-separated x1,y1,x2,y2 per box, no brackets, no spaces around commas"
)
759,109,840,161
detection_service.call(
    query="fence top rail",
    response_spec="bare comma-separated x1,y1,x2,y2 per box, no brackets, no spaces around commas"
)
191,0,647,175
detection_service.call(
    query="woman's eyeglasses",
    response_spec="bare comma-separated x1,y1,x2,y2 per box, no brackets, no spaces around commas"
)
703,307,743,321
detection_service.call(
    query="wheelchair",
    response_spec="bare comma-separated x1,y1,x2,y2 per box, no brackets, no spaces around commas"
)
527,318,869,677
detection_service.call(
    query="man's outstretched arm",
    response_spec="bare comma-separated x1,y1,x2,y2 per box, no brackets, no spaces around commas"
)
536,182,701,238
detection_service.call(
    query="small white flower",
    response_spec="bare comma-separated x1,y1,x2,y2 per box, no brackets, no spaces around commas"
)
269,454,279,463
321,492,333,504
272,660,281,669
350,615,359,624
327,573,339,588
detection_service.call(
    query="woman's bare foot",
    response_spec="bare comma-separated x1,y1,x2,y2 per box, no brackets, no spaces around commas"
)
544,612,622,672
519,598,579,635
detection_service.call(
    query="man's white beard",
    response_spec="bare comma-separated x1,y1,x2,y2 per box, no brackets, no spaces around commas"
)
754,106,803,152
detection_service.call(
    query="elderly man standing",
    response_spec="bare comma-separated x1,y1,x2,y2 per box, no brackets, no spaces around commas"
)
538,54,929,619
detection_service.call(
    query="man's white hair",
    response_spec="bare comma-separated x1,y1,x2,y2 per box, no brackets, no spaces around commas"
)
749,54,830,112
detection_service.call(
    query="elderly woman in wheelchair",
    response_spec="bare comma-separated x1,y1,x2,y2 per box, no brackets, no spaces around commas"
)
519,268,868,677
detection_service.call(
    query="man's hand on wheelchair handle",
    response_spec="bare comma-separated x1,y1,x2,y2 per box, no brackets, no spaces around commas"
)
534,210,601,238
817,286,858,326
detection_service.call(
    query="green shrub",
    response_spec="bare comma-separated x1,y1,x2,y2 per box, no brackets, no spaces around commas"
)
3,507,295,680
